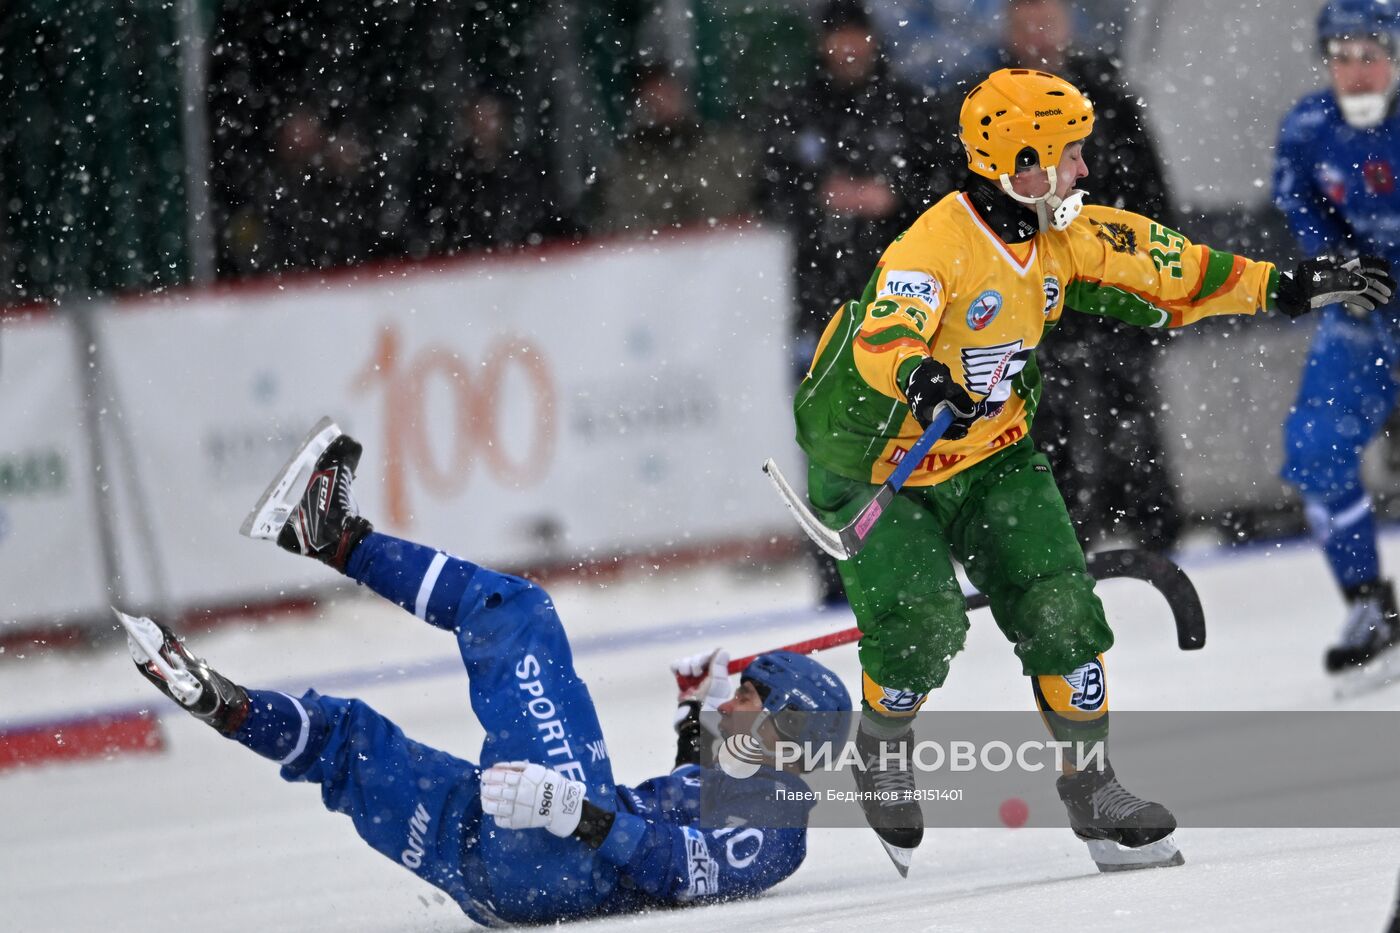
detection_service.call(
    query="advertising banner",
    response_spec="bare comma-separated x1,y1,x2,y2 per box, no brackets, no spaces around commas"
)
0,315,107,624
96,228,800,610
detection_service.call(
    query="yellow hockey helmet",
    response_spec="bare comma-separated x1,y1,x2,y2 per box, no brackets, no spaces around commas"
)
959,68,1095,181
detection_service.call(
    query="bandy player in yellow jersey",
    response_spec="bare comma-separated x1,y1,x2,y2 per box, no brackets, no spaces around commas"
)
794,68,1394,875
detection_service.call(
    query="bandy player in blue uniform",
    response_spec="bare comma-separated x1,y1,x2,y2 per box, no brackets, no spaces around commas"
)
1275,0,1400,675
115,421,851,925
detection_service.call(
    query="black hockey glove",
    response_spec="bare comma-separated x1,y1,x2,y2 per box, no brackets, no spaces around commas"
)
904,357,982,440
1272,255,1395,319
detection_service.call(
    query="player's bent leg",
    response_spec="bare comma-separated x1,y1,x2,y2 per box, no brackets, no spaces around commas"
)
1282,309,1394,579
950,441,1114,675
347,531,617,801
1031,653,1109,749
808,461,969,718
1032,654,1181,871
943,447,1180,870
270,692,517,921
1282,310,1400,670
118,615,507,922
809,462,968,870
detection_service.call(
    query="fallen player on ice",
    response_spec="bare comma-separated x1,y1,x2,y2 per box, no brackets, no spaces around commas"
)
115,420,851,925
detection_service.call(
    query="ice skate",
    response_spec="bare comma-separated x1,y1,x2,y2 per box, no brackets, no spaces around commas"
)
114,608,249,735
1326,581,1400,692
852,727,923,877
1056,762,1183,873
240,417,372,570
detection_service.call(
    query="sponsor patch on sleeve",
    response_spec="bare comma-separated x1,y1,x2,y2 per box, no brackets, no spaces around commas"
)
879,270,942,306
681,827,720,899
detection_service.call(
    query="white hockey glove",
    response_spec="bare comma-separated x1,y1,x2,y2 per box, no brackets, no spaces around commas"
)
480,761,586,838
672,646,733,710
671,648,734,735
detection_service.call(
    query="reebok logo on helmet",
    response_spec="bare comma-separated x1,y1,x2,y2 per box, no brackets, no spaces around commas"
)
1034,108,1062,116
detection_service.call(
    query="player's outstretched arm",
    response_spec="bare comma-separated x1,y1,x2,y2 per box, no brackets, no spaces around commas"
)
1063,206,1393,328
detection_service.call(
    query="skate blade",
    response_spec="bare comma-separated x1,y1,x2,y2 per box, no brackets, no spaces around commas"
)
1332,651,1400,700
238,416,342,541
878,838,914,878
112,608,202,705
1084,834,1184,873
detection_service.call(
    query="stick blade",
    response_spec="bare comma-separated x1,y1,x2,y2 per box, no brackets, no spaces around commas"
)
239,417,342,540
762,458,850,560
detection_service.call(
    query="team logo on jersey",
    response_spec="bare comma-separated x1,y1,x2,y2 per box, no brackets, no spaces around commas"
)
966,290,1003,331
1064,658,1106,712
1091,219,1137,254
876,688,927,714
863,671,927,714
880,270,941,305
1365,159,1396,195
961,340,1031,403
1042,276,1061,316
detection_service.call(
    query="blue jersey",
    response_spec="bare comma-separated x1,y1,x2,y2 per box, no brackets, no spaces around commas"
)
1274,89,1400,262
254,535,819,927
1273,90,1400,589
595,765,814,913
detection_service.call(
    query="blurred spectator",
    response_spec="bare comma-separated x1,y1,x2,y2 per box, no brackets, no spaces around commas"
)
758,0,942,604
413,87,576,256
869,0,1008,92
997,0,1183,552
758,0,942,364
589,63,755,235
222,105,380,274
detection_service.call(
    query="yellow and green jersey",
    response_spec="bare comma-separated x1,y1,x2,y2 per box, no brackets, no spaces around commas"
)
795,191,1280,486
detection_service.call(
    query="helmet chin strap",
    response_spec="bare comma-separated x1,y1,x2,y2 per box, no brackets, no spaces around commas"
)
997,165,1088,232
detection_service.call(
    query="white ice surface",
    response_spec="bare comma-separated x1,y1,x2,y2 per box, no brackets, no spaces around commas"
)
2,539,1399,932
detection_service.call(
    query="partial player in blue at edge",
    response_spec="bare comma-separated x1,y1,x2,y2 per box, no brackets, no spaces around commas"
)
1274,0,1400,675
114,420,851,926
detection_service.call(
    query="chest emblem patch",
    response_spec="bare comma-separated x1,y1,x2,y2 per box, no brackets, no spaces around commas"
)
962,340,1031,404
967,290,1003,331
1042,276,1062,316
1364,159,1396,195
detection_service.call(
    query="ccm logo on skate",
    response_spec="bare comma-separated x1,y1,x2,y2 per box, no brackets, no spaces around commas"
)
314,473,333,513
400,802,431,869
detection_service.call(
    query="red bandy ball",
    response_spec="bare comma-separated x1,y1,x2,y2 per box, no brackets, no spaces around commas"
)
999,796,1029,828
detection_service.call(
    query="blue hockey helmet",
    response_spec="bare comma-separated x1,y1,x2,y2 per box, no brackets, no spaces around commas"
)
741,651,852,749
1318,0,1400,50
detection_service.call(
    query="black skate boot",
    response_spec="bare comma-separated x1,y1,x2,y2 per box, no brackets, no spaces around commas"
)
240,418,373,571
1057,761,1183,872
1326,580,1400,673
853,726,924,877
115,609,249,735
275,433,373,570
